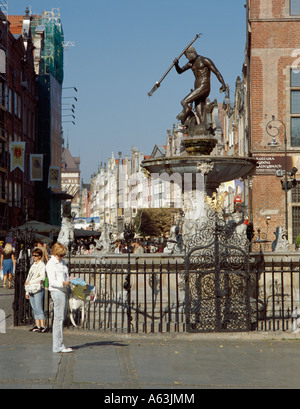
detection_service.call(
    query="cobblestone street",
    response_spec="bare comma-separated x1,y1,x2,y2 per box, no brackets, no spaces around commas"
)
1,283,300,390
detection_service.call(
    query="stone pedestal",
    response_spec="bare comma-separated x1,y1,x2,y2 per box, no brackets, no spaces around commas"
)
182,135,218,156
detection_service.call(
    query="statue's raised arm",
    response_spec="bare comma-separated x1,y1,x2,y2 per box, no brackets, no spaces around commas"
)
148,34,202,97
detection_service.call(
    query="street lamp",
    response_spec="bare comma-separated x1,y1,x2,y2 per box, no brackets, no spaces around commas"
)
123,222,135,333
11,226,37,326
62,104,76,109
62,115,75,119
62,108,75,113
63,87,78,92
62,96,78,101
62,121,75,125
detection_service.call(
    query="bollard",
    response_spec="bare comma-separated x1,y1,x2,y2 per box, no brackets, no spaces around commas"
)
0,309,6,333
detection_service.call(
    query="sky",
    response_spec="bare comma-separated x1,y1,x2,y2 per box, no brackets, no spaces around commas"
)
8,0,247,183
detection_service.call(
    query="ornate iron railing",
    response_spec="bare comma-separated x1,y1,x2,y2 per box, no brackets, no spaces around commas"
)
184,208,252,332
14,257,187,333
11,255,300,333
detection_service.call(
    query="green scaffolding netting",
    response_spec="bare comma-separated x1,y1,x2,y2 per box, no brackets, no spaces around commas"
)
31,9,64,84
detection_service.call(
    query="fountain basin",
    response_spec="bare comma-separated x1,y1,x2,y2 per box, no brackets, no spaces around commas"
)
142,155,257,188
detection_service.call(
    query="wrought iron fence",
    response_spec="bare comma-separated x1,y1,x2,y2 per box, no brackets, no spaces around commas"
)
14,258,187,333
12,256,300,333
66,259,186,333
251,257,300,332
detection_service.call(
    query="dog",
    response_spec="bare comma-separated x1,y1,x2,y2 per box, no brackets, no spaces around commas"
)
69,280,97,328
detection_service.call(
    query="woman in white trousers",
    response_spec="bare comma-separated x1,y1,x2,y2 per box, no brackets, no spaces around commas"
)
46,242,74,353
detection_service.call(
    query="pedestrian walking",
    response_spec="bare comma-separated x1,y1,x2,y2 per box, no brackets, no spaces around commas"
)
24,247,47,333
0,243,16,289
46,242,74,353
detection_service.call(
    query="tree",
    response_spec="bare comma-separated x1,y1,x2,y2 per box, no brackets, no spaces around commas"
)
134,208,181,238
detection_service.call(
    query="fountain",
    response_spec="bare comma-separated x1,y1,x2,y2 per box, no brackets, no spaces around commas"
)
143,43,257,246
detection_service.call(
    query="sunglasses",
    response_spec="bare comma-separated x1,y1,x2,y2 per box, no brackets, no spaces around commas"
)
32,254,41,257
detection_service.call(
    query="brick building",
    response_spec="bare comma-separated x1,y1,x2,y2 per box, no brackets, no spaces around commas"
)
7,8,64,230
246,0,300,245
0,9,38,236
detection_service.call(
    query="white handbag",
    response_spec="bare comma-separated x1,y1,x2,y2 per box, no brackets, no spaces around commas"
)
25,263,43,294
25,282,42,294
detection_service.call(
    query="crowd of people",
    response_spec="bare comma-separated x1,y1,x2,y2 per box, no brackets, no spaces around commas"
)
0,235,170,288
74,237,169,255
114,240,166,254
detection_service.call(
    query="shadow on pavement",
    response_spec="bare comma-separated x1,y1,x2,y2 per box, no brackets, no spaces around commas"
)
71,341,128,350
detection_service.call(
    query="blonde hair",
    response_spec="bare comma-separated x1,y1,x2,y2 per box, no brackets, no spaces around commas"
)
3,243,13,255
51,242,67,257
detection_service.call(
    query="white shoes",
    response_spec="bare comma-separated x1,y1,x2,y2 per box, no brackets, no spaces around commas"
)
60,347,73,353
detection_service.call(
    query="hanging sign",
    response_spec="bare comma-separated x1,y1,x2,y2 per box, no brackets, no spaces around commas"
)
10,142,26,172
30,154,43,181
48,166,60,189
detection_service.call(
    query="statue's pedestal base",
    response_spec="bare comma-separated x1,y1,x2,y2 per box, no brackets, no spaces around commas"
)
182,135,217,156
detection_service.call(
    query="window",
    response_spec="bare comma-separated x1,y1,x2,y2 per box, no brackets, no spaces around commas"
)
8,180,12,205
291,91,300,113
0,80,5,106
0,173,5,200
18,94,21,118
291,0,300,15
8,89,12,114
14,92,17,116
291,70,300,146
32,113,35,139
291,118,300,146
0,110,5,138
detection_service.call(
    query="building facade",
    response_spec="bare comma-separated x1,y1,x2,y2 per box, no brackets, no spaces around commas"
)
246,0,300,245
0,8,38,236
221,75,251,216
0,7,66,236
61,145,81,217
80,181,91,218
31,9,64,226
89,147,168,236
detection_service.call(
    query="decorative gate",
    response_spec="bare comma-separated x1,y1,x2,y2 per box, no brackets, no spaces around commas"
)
184,208,251,332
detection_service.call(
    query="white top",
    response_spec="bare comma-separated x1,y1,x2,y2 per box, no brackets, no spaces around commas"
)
46,255,69,292
25,260,46,295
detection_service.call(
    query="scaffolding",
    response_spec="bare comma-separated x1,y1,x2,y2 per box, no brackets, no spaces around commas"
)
31,8,64,84
0,0,8,20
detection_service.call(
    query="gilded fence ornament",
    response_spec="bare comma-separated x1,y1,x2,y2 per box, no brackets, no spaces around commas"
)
205,191,227,213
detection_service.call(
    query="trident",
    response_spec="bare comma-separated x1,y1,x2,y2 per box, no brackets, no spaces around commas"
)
148,33,202,97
